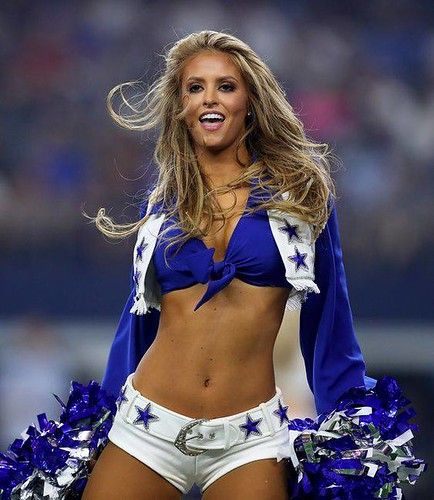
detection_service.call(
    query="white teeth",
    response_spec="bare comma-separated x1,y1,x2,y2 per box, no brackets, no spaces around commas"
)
199,113,225,122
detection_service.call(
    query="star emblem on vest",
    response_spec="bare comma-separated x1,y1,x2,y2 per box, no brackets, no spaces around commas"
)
239,413,263,440
136,238,148,261
273,399,289,426
133,403,160,430
133,269,142,286
288,246,308,271
278,221,301,243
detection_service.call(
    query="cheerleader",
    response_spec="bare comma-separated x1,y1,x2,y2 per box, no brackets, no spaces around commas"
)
0,30,426,499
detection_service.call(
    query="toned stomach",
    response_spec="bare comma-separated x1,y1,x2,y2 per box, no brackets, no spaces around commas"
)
133,279,291,419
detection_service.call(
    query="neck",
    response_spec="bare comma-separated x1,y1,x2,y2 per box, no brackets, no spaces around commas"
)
196,143,252,188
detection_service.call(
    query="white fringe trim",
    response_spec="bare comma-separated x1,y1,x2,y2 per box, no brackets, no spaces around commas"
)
285,279,320,311
145,299,161,312
129,293,161,315
129,294,148,315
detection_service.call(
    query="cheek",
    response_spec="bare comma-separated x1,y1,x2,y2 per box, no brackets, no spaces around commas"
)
181,92,194,113
228,97,248,116
181,97,196,127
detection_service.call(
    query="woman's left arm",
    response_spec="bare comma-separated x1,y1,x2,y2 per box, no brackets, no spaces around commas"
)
299,202,376,415
279,201,427,499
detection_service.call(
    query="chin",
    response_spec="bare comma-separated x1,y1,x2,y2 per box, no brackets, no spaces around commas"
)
193,137,229,152
201,144,228,154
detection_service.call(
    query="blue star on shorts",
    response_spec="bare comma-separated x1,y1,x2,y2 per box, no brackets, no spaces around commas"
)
273,399,290,426
239,413,263,440
133,403,160,430
116,385,128,410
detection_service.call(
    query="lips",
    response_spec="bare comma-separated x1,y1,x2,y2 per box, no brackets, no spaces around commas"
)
200,120,225,132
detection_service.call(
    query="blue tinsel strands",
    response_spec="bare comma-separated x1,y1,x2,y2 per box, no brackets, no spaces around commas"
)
276,376,427,499
0,375,428,499
0,380,117,499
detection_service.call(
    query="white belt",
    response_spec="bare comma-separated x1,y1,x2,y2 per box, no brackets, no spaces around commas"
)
115,373,290,456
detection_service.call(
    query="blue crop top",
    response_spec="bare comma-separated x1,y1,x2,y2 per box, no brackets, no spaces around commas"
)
152,179,293,311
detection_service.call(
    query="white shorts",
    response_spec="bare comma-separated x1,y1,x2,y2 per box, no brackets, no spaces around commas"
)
107,372,291,494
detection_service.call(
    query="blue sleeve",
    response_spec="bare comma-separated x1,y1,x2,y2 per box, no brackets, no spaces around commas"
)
101,192,160,399
299,202,377,415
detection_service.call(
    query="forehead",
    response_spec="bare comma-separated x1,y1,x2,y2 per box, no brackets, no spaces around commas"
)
181,51,242,81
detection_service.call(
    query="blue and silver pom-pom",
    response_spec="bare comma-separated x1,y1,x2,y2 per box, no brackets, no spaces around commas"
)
0,380,117,499
277,376,427,499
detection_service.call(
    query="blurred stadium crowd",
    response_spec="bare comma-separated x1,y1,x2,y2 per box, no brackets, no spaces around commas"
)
0,0,433,319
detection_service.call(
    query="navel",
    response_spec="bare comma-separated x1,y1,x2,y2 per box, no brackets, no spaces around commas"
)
203,377,211,388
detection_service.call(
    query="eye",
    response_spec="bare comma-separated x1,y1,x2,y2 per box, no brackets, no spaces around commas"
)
220,83,235,92
188,84,201,93
187,83,236,93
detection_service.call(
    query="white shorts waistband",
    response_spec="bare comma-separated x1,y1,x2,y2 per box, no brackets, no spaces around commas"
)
114,372,290,455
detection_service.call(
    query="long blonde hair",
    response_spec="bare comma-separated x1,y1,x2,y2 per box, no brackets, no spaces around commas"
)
84,30,338,254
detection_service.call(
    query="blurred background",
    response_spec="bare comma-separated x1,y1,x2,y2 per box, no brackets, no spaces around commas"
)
0,0,433,498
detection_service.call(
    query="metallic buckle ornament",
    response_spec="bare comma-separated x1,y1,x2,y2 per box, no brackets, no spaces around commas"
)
174,418,209,456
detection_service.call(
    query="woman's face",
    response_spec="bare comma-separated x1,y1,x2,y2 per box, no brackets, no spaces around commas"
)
180,51,250,155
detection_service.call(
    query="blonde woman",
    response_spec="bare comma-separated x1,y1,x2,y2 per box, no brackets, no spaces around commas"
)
0,31,426,500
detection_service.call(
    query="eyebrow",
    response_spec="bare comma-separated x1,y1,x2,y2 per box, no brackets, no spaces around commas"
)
186,75,239,83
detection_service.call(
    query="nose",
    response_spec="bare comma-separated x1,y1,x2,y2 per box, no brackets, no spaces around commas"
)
203,88,218,107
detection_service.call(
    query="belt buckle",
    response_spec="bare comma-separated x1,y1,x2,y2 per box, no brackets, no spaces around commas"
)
174,418,209,456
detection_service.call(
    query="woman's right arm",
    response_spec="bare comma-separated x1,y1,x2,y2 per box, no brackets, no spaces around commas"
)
101,187,161,399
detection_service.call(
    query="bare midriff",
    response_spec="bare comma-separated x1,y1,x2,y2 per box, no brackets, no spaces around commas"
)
133,279,291,419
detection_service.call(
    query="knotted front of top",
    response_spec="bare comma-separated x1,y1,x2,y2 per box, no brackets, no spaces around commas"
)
152,183,293,311
166,244,238,310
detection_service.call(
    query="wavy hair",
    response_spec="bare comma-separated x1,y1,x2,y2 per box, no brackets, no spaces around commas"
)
84,30,338,259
